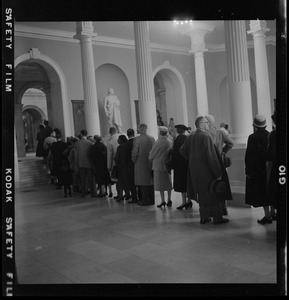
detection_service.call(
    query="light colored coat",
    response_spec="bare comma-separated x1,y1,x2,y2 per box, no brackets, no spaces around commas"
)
180,129,231,204
107,133,119,170
132,133,155,186
149,136,172,171
208,125,234,154
73,138,93,169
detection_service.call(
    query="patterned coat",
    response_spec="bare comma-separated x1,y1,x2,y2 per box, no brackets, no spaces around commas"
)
180,129,232,204
132,133,155,186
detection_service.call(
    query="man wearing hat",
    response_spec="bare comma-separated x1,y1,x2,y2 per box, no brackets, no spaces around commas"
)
245,114,274,224
180,116,231,225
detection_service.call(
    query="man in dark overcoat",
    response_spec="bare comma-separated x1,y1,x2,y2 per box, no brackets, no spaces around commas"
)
180,116,232,225
123,128,138,203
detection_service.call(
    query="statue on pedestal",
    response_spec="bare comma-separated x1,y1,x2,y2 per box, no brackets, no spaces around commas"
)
104,88,122,133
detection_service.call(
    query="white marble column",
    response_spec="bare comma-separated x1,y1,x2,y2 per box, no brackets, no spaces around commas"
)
248,20,272,129
224,21,253,145
74,22,100,136
179,22,215,116
133,21,158,138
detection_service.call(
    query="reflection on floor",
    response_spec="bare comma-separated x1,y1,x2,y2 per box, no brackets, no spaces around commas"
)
15,183,276,286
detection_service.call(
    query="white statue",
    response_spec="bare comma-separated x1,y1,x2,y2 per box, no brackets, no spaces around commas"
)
104,88,122,133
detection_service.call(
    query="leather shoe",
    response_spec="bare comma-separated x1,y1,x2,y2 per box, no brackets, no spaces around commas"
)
214,218,229,225
128,200,138,204
200,218,212,224
138,202,150,206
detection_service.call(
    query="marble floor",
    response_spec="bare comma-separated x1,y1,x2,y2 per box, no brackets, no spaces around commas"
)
14,182,279,296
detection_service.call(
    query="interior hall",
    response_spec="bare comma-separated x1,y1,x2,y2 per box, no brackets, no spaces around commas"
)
11,16,283,296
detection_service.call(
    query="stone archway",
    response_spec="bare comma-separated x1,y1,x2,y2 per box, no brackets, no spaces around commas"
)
14,48,72,157
22,106,44,153
153,61,188,126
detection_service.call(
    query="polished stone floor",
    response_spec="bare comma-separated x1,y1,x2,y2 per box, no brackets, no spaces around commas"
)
14,182,278,295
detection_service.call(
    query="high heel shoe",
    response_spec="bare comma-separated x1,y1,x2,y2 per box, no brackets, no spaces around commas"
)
157,202,166,208
185,202,192,209
257,216,273,224
166,200,172,207
177,203,187,210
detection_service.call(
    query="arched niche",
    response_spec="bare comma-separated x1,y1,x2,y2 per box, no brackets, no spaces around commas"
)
95,63,131,136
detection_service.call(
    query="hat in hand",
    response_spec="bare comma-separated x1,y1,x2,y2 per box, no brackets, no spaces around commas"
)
210,179,227,195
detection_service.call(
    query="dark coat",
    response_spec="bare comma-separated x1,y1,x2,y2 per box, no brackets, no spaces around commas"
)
123,138,135,189
114,143,128,189
172,134,188,192
90,142,111,185
180,129,232,204
264,129,277,208
51,140,72,185
35,129,45,157
245,128,270,207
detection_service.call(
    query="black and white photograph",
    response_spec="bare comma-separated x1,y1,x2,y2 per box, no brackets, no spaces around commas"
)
2,0,287,296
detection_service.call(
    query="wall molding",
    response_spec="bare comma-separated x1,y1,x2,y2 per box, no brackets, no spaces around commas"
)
15,24,276,55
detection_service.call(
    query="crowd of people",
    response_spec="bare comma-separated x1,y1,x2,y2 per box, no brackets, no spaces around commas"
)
35,112,277,225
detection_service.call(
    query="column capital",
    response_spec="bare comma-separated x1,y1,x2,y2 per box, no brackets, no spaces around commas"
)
248,20,270,37
177,21,215,54
74,21,98,41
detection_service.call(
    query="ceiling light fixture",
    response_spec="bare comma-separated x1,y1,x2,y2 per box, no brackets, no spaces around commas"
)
173,19,193,26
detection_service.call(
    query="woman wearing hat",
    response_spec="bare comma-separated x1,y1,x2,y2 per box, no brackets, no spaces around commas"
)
171,124,193,210
245,114,274,224
149,126,173,207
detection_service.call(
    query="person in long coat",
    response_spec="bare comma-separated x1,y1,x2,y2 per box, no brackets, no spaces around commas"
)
50,131,69,191
205,114,234,216
180,116,232,225
106,127,119,198
35,124,45,157
245,114,273,224
149,126,173,208
171,124,192,210
74,129,96,198
132,123,155,206
123,129,138,203
114,134,129,201
60,137,74,197
89,135,111,197
264,112,277,219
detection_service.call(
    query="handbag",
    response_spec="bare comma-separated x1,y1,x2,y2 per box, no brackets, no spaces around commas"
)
221,152,232,168
111,165,118,182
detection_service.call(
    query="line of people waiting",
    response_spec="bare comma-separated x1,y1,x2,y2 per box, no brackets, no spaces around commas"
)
35,111,277,225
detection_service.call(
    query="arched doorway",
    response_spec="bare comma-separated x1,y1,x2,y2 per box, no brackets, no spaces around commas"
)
14,49,71,157
153,62,188,127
